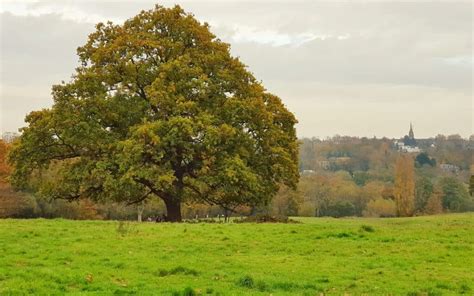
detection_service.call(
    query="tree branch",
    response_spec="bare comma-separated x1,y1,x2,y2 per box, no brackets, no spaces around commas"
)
126,190,152,205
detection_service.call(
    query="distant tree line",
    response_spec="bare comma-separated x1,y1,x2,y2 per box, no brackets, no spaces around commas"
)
1,134,473,220
290,135,473,217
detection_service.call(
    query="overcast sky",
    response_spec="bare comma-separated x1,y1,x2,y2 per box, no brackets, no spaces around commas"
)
0,1,472,139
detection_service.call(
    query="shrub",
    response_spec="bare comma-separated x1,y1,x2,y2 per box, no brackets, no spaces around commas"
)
363,198,396,217
424,191,443,215
438,177,471,212
298,201,316,217
323,201,356,217
0,184,38,218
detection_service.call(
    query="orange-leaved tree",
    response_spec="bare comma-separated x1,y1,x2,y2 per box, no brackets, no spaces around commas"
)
394,154,415,217
0,140,11,183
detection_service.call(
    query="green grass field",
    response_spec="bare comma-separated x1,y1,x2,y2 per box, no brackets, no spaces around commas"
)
0,214,473,295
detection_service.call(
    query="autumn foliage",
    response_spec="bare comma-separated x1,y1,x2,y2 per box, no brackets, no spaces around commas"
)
8,5,298,221
0,140,10,182
394,155,415,216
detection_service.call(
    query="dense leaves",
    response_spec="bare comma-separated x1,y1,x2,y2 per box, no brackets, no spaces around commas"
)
0,140,10,183
438,177,471,212
9,5,298,221
415,152,436,167
394,155,415,217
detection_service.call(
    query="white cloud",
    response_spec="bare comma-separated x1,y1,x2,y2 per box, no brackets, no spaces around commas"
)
0,1,123,24
437,56,473,67
229,25,350,47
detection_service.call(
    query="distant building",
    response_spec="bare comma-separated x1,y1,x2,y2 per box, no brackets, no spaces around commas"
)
394,140,404,149
440,164,460,174
301,169,316,175
328,156,351,165
402,146,421,153
403,123,417,147
318,160,330,170
395,123,421,153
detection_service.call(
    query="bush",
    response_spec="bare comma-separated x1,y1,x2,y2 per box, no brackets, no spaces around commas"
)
415,152,436,167
438,177,472,212
424,191,443,215
322,201,356,217
363,198,396,217
353,171,370,186
298,201,316,217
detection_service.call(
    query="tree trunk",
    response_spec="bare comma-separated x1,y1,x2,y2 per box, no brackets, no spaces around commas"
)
137,210,142,223
164,199,182,222
137,202,145,222
224,208,229,223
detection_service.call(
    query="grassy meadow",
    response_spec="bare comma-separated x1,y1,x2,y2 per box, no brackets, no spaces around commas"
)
0,214,473,295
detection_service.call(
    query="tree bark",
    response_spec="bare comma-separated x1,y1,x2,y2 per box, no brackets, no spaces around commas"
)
224,208,229,223
137,202,145,222
164,198,182,222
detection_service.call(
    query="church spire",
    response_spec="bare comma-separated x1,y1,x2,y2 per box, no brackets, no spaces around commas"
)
409,122,414,139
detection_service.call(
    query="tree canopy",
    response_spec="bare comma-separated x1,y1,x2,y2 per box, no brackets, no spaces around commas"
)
9,5,299,222
438,177,470,212
415,152,436,167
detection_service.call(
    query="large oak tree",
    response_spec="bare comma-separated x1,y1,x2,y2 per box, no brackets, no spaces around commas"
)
9,5,299,221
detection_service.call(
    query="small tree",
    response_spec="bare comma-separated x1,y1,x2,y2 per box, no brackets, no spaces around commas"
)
424,187,443,215
415,152,435,167
437,177,470,212
9,5,298,222
394,154,415,217
414,175,433,213
270,185,301,217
